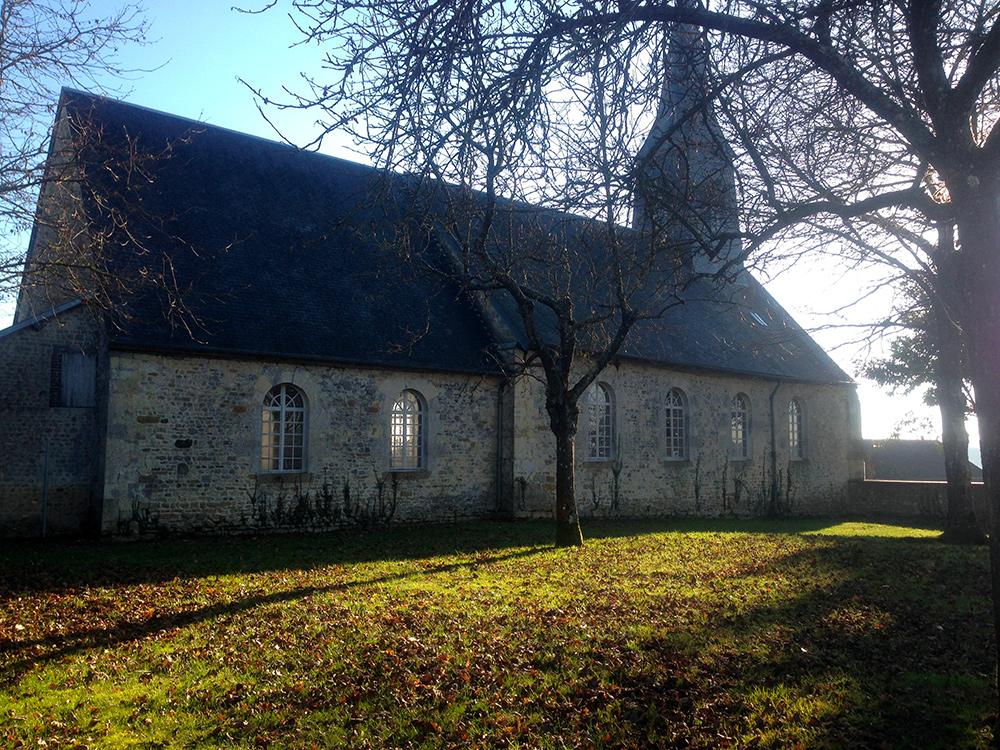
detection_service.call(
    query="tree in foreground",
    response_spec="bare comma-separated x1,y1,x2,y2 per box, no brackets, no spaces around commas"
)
804,212,983,542
248,0,1000,715
862,273,982,543
6,5,213,339
246,2,756,546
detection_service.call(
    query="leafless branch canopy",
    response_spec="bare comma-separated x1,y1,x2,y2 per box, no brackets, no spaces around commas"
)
0,0,150,306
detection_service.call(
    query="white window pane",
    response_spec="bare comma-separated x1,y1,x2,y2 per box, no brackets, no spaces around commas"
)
391,390,425,468
261,384,307,473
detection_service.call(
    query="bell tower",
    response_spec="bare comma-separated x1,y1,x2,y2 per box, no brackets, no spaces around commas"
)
632,5,743,275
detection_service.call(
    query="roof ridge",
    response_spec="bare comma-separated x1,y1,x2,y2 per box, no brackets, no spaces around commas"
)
59,86,382,175
58,87,642,231
0,299,83,340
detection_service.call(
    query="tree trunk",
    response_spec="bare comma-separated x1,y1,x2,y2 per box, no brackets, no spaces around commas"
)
932,250,984,544
953,175,1000,740
549,401,584,548
969,375,1000,744
937,359,981,543
554,427,584,547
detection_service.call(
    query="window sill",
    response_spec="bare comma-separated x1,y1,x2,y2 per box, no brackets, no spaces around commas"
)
581,457,615,465
663,457,691,465
256,470,311,480
387,467,429,476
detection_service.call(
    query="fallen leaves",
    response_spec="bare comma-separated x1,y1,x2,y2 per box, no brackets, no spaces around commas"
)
0,519,993,748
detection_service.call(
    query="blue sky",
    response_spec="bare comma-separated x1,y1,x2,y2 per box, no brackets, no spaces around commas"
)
82,0,358,155
0,0,965,448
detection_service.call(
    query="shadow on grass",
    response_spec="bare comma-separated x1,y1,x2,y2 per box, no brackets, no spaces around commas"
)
0,517,942,600
0,518,988,748
0,545,548,685
0,521,553,598
645,538,993,748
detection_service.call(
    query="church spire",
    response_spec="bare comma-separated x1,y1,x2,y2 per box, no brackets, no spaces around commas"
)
632,3,742,274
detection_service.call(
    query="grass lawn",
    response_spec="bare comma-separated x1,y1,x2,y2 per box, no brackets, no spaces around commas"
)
0,518,993,748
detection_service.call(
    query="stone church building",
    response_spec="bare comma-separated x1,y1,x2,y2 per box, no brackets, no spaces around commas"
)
0,54,863,536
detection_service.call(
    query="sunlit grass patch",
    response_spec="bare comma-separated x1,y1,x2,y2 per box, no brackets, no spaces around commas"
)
805,520,943,538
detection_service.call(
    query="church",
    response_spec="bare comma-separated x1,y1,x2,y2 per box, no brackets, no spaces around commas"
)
0,58,863,536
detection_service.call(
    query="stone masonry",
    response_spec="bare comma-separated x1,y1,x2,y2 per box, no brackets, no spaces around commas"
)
0,316,866,537
101,351,503,534
0,304,105,536
511,360,864,519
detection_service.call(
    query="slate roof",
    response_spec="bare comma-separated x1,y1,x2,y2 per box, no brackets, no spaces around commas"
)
60,90,498,374
53,89,851,384
863,439,984,481
484,262,850,383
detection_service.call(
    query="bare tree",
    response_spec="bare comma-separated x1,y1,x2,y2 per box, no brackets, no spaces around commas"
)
0,0,150,308
243,1,764,547
411,188,704,546
778,207,983,542
243,0,1000,715
19,94,214,340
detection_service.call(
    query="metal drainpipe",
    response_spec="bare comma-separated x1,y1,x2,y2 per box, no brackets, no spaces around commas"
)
41,441,49,538
493,343,518,517
495,380,506,515
768,382,780,516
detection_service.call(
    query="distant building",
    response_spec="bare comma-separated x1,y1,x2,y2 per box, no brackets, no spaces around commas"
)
862,439,983,481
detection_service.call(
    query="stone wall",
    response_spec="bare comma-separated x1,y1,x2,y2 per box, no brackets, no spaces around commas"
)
14,111,88,325
2,322,865,536
511,360,863,519
0,304,105,537
847,479,989,524
102,351,503,534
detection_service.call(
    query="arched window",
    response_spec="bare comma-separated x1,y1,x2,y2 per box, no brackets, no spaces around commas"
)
731,393,750,460
584,383,614,460
665,388,689,459
390,389,426,470
261,383,306,473
788,399,804,459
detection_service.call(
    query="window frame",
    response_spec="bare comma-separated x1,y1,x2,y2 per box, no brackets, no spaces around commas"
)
50,349,97,408
788,398,805,460
260,383,308,475
730,393,750,460
664,387,690,461
583,382,615,462
389,389,427,471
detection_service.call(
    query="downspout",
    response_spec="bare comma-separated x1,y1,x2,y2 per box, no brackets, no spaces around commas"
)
493,342,518,518
495,379,505,515
92,318,112,536
768,382,780,516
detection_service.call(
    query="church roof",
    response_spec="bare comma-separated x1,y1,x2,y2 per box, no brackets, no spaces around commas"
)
484,269,851,384
60,90,500,374
52,90,851,384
